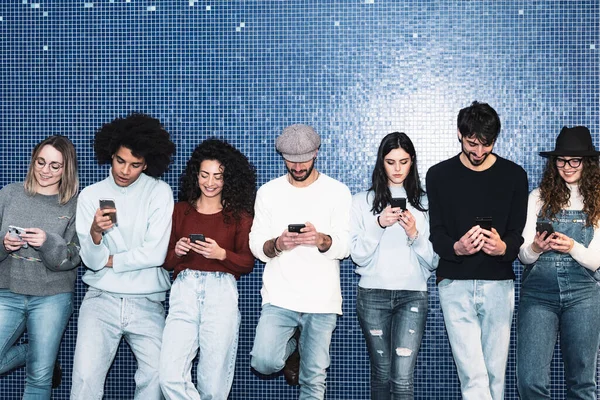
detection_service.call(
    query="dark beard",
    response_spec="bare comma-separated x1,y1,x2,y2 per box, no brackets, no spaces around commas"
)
287,159,316,182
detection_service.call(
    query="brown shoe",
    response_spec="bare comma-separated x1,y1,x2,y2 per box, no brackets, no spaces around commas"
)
283,330,300,386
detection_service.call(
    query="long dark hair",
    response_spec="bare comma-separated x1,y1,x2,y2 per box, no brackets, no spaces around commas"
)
369,132,426,214
539,156,600,227
179,139,256,223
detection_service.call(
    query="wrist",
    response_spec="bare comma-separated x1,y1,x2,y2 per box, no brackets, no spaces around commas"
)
530,242,542,254
272,237,282,257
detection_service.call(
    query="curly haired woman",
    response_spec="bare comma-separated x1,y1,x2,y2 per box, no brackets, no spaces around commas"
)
517,126,600,400
159,139,256,400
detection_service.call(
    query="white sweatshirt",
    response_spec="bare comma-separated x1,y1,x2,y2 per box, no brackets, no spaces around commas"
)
249,174,352,315
76,172,174,300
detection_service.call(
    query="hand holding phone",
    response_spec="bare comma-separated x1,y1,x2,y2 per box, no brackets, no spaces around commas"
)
8,225,29,248
99,199,117,224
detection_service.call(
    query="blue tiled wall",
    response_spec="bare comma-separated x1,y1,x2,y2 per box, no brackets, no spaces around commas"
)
0,1,598,399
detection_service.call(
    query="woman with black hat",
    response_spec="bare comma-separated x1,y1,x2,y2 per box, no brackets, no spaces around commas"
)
517,126,600,399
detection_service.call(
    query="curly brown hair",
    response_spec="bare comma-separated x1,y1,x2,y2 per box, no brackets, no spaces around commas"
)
539,156,600,227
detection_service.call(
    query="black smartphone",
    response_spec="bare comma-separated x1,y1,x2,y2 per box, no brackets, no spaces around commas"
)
189,234,206,243
475,216,493,231
536,222,555,236
99,198,117,224
390,197,407,210
288,224,306,233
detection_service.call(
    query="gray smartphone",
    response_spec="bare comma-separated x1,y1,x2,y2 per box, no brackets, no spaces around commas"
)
99,199,117,224
8,225,29,248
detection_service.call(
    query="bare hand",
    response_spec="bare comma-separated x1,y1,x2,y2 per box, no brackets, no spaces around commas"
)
174,237,192,257
20,228,47,248
3,232,24,252
549,232,574,254
378,206,401,228
454,226,485,256
481,228,507,256
398,209,417,238
189,237,226,260
530,231,554,254
91,208,115,235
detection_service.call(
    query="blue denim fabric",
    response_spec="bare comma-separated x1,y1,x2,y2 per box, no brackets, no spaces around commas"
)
0,290,72,400
159,270,240,400
517,210,600,400
70,288,165,400
250,303,337,400
356,287,427,400
438,279,514,400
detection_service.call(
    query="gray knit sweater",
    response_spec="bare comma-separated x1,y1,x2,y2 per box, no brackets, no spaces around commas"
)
0,183,80,296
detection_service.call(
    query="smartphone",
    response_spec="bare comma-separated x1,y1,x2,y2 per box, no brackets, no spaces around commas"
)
390,197,407,210
288,224,306,233
189,234,206,243
536,222,555,236
99,199,117,224
475,216,493,231
8,225,29,248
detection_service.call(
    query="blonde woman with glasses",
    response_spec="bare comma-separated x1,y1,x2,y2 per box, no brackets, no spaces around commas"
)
0,136,80,399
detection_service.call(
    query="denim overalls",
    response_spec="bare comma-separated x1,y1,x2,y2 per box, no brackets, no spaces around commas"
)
517,210,600,400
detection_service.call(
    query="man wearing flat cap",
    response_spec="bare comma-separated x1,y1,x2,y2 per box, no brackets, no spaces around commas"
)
249,124,352,398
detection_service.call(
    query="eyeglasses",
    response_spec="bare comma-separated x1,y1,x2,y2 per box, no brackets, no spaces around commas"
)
35,158,63,173
556,157,582,169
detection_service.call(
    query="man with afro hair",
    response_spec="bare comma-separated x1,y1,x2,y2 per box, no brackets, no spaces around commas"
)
71,113,175,400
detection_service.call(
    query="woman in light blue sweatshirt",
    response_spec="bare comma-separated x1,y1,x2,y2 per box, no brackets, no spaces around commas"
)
350,132,438,400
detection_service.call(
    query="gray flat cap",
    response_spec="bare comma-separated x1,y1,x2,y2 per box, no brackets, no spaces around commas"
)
276,124,321,162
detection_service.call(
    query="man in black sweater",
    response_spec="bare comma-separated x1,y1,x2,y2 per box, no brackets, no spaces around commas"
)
426,101,528,400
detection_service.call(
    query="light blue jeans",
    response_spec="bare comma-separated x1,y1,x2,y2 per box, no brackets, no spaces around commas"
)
0,290,72,400
438,279,514,400
251,303,337,400
70,288,165,400
159,270,240,400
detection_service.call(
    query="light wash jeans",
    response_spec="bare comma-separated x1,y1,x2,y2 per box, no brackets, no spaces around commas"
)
438,279,514,400
356,287,428,400
70,288,165,400
159,270,240,400
251,303,337,400
0,290,72,400
517,211,600,400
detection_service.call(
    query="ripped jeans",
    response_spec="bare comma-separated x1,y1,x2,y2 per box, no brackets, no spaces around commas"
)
356,287,427,400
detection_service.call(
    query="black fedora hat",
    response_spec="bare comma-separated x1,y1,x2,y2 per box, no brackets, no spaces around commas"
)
540,126,600,157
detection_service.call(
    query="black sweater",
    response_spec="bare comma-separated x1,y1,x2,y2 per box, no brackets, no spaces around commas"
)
426,154,528,280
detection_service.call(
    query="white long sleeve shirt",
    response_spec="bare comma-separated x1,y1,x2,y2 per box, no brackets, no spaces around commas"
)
519,186,600,271
76,172,174,300
350,187,438,291
249,173,352,315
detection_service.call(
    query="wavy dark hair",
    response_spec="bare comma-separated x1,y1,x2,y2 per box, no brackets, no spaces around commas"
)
369,132,426,214
539,156,600,227
457,101,501,146
94,113,175,177
179,139,256,223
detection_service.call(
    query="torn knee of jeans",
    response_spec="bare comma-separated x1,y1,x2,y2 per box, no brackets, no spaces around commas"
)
395,347,412,357
408,329,415,335
376,350,384,356
369,329,383,338
410,306,419,313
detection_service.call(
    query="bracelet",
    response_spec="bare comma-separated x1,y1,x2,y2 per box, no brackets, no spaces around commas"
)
407,230,419,247
377,216,385,229
273,237,282,257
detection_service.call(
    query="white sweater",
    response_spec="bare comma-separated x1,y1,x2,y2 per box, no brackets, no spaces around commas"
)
350,187,438,291
249,174,352,314
76,172,174,300
519,186,600,271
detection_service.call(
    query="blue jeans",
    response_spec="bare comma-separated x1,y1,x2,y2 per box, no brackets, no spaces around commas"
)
356,287,427,400
70,288,165,400
250,303,337,400
159,270,240,400
438,279,514,400
517,210,600,400
0,290,72,400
